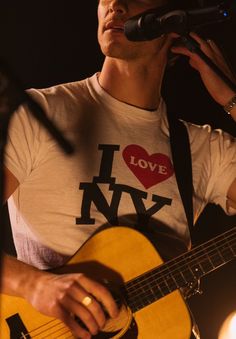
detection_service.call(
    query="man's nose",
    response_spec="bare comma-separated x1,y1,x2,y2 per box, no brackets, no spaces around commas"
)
108,0,127,14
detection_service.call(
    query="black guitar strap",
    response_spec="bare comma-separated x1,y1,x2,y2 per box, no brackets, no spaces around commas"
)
166,108,194,241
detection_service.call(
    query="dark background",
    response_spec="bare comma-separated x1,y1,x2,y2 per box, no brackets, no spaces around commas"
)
0,1,235,338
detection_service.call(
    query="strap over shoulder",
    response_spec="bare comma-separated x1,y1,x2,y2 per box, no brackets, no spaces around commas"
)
166,108,194,242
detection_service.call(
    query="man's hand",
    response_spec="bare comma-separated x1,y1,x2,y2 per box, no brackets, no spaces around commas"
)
25,271,119,339
170,32,236,109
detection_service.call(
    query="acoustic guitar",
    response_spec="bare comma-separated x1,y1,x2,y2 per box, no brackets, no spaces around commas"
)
0,226,235,338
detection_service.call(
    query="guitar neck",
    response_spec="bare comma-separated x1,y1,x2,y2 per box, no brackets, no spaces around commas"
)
124,227,236,312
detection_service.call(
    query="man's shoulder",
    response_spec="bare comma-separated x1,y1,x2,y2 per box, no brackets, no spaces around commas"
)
182,120,236,157
27,76,90,101
182,120,223,140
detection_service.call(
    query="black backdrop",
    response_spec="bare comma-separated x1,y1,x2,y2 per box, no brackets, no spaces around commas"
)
0,1,236,338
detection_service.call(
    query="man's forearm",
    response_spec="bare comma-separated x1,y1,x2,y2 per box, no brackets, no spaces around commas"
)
0,253,43,299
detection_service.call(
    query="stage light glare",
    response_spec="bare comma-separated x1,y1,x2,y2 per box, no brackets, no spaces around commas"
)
218,312,236,339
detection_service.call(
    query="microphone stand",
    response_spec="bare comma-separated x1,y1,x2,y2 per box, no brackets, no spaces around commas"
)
179,33,236,93
0,58,74,269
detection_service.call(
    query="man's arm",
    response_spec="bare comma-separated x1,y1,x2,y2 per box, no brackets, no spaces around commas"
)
171,33,236,212
1,167,118,339
170,33,236,120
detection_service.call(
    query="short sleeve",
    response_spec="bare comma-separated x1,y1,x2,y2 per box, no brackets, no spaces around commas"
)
206,129,236,214
4,103,42,183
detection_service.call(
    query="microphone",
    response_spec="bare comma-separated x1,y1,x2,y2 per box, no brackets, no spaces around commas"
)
124,3,230,41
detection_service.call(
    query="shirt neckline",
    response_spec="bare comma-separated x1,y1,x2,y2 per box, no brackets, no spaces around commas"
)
86,73,166,122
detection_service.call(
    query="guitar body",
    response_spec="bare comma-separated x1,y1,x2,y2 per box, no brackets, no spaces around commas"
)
0,226,192,339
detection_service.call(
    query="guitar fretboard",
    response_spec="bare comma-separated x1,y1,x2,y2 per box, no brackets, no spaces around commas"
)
124,227,236,312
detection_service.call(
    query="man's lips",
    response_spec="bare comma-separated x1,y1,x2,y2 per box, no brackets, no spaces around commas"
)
105,21,124,32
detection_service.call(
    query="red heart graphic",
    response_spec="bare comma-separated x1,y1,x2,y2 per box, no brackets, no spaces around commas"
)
123,145,174,189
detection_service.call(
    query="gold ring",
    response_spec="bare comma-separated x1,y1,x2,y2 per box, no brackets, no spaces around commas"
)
82,296,93,307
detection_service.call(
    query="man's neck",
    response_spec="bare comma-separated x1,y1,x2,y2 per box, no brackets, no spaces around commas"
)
99,56,167,111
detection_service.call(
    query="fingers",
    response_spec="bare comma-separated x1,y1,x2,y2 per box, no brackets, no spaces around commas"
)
63,280,107,330
170,32,211,56
170,32,218,63
58,305,93,339
189,33,223,61
59,294,100,336
170,32,203,59
204,38,221,56
190,33,235,81
77,274,119,319
31,272,119,339
170,32,226,71
56,273,119,338
168,31,236,105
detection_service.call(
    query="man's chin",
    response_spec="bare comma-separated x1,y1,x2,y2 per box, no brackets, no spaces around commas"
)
100,44,138,61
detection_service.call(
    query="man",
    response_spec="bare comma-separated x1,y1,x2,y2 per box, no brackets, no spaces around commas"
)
1,0,236,338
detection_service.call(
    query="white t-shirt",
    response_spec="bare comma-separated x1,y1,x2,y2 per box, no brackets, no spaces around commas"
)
5,73,236,269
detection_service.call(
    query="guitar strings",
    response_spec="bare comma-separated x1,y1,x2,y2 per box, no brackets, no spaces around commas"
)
38,324,72,339
126,236,236,294
19,319,73,339
126,256,235,309
126,229,236,290
20,327,73,339
18,229,235,338
124,235,236,306
124,237,236,309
